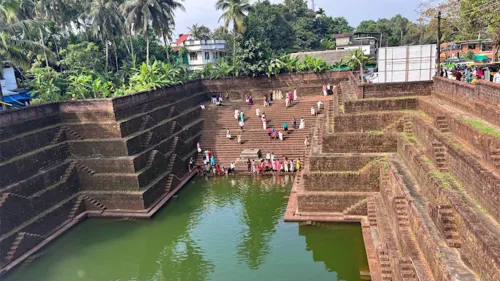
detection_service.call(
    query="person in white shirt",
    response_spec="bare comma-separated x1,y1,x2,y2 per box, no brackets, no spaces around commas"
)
317,101,323,111
494,72,500,84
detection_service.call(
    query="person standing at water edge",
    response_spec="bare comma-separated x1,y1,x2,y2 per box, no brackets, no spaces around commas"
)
210,154,215,166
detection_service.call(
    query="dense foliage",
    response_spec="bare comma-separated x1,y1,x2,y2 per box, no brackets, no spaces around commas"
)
0,0,498,105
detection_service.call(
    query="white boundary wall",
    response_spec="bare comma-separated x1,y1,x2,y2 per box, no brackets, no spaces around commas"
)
375,44,436,83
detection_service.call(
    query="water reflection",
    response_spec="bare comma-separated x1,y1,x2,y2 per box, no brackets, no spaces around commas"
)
299,223,370,281
3,176,368,281
236,176,289,269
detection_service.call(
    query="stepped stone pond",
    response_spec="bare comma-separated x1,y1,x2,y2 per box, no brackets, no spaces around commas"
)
4,176,369,281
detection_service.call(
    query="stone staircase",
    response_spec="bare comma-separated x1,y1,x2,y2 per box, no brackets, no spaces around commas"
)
403,116,413,136
51,127,66,145
29,162,76,199
63,127,84,140
395,197,410,228
83,196,107,211
139,115,152,132
198,98,326,170
488,149,500,170
436,205,461,248
436,116,450,133
143,131,155,149
399,258,418,281
432,142,447,172
4,232,44,263
343,198,369,216
75,163,97,176
379,246,393,281
67,196,85,220
367,198,378,226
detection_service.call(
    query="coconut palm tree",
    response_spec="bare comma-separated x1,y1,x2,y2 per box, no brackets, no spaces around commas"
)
188,23,210,40
88,0,124,71
215,0,251,34
0,0,35,23
215,0,251,67
344,49,374,83
122,0,184,66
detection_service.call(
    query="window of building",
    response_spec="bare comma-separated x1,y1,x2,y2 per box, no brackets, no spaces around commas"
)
189,52,197,61
468,44,477,50
482,43,493,51
205,52,210,60
214,52,219,60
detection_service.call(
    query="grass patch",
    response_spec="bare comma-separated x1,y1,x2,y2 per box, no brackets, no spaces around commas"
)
401,132,418,144
458,116,500,139
367,130,384,135
473,199,489,214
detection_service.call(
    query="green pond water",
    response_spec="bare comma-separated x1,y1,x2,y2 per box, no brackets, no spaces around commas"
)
3,176,369,281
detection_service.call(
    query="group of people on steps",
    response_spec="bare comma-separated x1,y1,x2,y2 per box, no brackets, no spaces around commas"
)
194,85,332,175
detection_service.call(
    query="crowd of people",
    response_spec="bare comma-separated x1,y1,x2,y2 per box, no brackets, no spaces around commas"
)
441,65,500,84
193,87,324,176
246,154,301,174
192,144,237,176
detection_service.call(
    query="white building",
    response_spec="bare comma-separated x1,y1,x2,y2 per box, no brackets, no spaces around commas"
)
172,34,228,70
372,44,437,83
334,33,380,56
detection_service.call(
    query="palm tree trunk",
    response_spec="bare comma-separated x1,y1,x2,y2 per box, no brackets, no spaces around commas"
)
39,28,49,67
162,32,171,63
113,40,119,70
146,35,150,66
233,36,236,70
105,42,109,72
127,27,135,67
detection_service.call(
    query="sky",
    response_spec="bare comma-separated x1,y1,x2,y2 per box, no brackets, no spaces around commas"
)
173,0,422,38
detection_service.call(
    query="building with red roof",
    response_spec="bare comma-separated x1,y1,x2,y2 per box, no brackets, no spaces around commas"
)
171,34,228,70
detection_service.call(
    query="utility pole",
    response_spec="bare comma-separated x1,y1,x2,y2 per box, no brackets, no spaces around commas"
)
311,0,315,12
436,11,442,77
